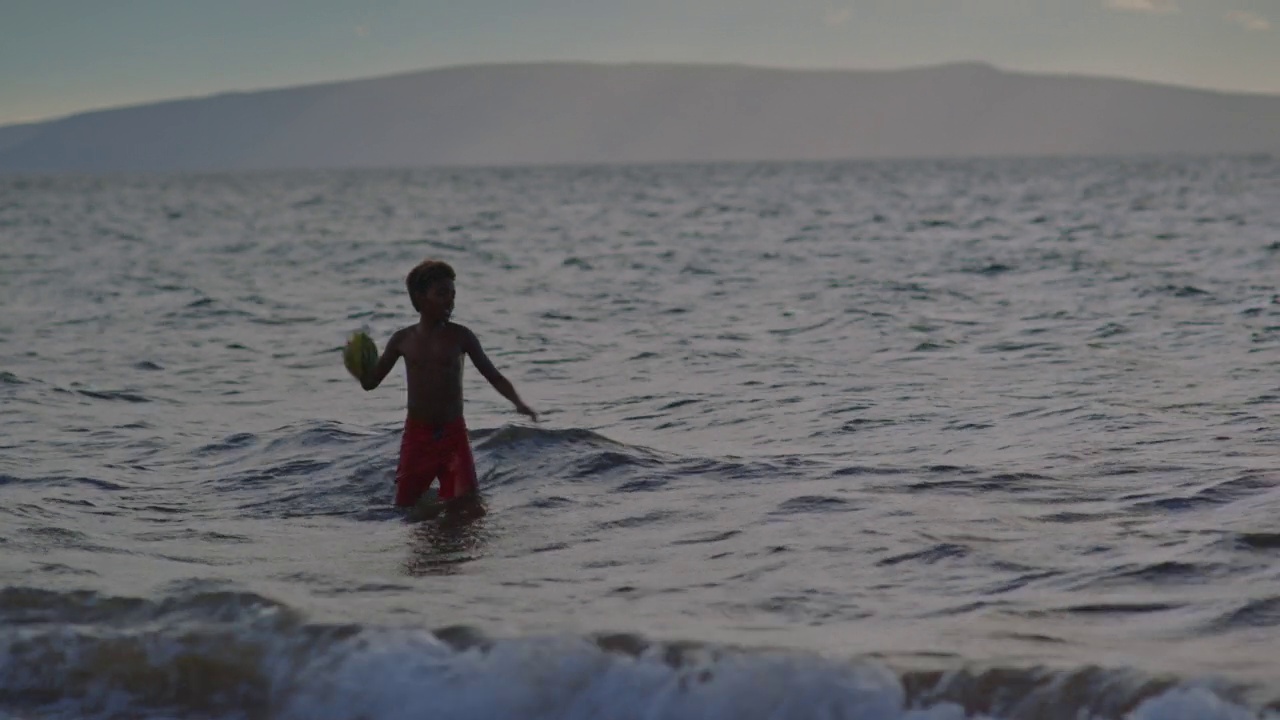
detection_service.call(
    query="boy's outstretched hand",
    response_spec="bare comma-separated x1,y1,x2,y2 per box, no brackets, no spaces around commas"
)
515,402,539,422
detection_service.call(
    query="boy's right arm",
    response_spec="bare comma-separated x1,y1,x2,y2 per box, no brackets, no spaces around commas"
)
461,326,538,420
361,329,403,391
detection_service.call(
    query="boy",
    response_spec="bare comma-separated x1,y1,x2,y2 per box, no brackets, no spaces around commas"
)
351,259,537,514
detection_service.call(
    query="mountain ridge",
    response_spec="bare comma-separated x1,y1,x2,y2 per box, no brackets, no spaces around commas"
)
2,61,1277,173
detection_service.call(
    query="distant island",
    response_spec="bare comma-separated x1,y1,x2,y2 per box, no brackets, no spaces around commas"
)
1,62,1277,174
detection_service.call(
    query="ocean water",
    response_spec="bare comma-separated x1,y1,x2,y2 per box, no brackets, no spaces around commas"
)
1,156,1279,720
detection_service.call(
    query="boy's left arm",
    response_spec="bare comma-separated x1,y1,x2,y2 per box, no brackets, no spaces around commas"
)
462,327,538,421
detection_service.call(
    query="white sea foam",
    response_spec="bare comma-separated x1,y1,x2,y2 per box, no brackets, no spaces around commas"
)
275,630,1271,720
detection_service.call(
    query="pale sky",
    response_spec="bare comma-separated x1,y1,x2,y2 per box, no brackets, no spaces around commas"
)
1,0,1277,127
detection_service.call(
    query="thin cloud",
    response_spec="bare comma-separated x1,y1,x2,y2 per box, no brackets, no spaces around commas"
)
1225,10,1270,31
355,24,371,38
1104,0,1179,14
824,6,852,27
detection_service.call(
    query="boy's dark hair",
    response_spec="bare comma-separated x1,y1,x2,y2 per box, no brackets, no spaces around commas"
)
406,259,456,312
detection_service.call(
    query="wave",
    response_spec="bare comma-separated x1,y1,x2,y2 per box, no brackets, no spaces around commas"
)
0,586,1273,720
173,421,838,521
6,421,793,526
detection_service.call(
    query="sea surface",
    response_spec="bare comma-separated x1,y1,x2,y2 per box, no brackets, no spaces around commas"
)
1,156,1279,720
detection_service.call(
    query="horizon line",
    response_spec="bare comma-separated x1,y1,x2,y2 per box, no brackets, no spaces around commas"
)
5,58,1280,130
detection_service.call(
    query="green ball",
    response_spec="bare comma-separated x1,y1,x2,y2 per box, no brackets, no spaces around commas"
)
343,332,378,380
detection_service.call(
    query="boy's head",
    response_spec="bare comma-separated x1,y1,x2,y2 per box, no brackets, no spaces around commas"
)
406,259,457,314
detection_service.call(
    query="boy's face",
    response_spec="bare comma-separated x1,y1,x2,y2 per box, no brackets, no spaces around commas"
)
418,279,455,320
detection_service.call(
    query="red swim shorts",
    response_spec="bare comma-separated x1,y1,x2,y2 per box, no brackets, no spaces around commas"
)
394,416,477,506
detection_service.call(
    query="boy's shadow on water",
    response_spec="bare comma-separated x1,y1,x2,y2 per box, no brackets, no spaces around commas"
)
401,496,492,577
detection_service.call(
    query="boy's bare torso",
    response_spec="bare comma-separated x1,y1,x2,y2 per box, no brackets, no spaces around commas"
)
396,321,467,425
355,266,535,428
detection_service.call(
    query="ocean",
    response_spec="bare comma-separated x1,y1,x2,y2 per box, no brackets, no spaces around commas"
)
1,156,1278,719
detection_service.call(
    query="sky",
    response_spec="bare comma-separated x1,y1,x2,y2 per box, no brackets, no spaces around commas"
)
1,0,1278,127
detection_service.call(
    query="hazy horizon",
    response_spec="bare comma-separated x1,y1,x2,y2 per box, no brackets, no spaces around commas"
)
2,0,1276,126
4,61,1278,174
6,58,1280,132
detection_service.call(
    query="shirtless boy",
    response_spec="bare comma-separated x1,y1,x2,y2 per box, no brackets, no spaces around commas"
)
349,259,537,513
